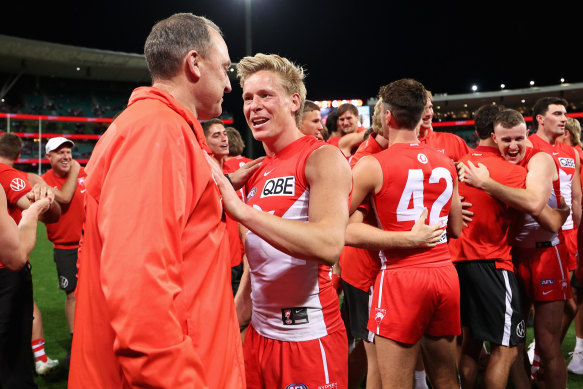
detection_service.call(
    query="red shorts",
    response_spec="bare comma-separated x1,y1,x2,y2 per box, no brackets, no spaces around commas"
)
560,228,578,271
513,244,571,302
367,263,461,344
244,324,348,389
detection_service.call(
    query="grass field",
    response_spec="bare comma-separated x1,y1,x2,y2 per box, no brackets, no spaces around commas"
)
28,223,583,388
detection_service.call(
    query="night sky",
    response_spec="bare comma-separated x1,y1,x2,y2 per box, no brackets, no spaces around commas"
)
2,1,580,101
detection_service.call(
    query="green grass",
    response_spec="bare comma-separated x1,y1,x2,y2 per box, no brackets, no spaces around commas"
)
28,224,583,388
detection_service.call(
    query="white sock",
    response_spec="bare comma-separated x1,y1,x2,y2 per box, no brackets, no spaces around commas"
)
575,336,583,352
414,370,429,389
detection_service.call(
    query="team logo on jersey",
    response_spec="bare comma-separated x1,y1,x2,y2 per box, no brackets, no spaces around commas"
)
9,177,26,191
540,278,554,286
417,153,428,164
559,157,575,169
261,176,295,198
281,307,309,325
247,187,257,200
285,384,308,389
516,320,525,338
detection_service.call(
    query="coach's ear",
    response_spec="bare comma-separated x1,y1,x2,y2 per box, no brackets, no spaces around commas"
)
185,50,202,81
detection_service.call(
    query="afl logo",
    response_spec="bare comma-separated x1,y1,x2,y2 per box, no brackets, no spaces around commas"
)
285,384,308,389
10,178,26,191
247,187,257,200
417,153,428,164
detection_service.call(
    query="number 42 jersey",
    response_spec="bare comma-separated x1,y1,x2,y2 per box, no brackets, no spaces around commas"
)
372,143,457,269
244,136,345,342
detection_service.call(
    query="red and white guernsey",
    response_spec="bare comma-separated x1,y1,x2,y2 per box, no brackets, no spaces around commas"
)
511,142,567,248
531,134,577,231
372,143,456,269
244,136,344,342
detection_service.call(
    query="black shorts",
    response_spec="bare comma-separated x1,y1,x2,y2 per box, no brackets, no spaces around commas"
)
54,248,78,293
571,271,583,290
456,260,525,346
341,279,373,342
231,262,244,297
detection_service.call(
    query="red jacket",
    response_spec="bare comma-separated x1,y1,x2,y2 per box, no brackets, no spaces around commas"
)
69,87,245,388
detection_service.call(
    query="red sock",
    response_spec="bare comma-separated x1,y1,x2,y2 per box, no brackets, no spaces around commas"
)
32,338,48,363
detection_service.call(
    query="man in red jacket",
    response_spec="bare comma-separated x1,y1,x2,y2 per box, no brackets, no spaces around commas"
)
69,13,252,388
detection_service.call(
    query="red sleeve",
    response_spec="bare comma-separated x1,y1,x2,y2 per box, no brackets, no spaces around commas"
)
0,167,32,207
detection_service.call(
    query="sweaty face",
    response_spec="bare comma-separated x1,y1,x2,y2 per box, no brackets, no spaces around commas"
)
421,98,434,130
205,123,229,157
300,110,324,140
537,104,567,140
243,70,299,143
196,29,232,120
492,123,528,164
47,147,73,177
337,111,359,135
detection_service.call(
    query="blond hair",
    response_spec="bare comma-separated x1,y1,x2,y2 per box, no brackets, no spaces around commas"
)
237,53,306,128
372,98,384,136
565,118,582,148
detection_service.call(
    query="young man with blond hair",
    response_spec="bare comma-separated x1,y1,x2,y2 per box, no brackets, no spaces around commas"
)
211,53,352,389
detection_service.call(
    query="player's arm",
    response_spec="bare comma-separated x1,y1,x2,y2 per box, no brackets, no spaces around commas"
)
212,145,352,265
345,207,443,249
346,156,442,248
572,151,582,227
338,132,365,157
461,152,554,216
234,224,252,331
534,200,570,233
29,160,81,204
447,179,463,238
1,187,51,270
17,184,61,224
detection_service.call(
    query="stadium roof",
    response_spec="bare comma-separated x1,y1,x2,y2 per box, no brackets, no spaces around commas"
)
0,34,150,83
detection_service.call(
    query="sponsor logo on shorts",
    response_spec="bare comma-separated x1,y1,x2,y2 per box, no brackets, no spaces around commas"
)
542,290,552,295
374,308,386,325
516,320,526,338
559,157,575,169
417,153,428,164
318,383,338,389
247,187,257,200
10,178,26,191
59,276,69,289
261,176,295,198
285,383,308,389
540,278,554,286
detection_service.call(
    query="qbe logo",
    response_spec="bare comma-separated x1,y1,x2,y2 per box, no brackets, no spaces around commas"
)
559,157,575,169
261,176,295,198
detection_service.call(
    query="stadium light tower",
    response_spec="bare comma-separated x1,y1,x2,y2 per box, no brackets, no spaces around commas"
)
245,0,252,56
471,84,478,92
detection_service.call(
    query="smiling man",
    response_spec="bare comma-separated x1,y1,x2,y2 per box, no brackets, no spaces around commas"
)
203,118,230,166
41,136,85,367
210,53,352,389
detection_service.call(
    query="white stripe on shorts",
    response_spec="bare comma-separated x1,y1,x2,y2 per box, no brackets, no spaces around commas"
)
318,339,330,384
502,270,513,346
554,245,567,300
376,269,386,334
